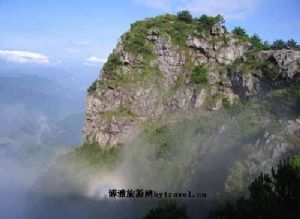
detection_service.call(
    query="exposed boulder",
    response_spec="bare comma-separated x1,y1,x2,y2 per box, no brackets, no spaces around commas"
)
187,35,251,65
211,24,225,36
193,88,207,109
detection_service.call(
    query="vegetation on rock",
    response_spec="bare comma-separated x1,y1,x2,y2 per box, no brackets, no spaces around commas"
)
102,52,123,75
124,12,226,53
144,201,189,219
262,60,281,81
101,106,138,120
191,65,208,85
176,10,193,23
65,142,121,169
86,11,300,95
196,14,225,31
269,39,300,50
213,158,300,219
232,26,249,41
267,82,300,116
87,80,97,93
229,55,263,75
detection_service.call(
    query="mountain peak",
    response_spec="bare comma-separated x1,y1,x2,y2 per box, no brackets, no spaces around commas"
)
84,13,300,147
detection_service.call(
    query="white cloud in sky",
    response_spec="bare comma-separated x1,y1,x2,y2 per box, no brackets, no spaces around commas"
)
84,56,107,66
0,50,50,65
135,0,258,19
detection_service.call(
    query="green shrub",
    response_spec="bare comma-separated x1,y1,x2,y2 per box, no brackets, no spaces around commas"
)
170,20,195,49
270,39,286,50
102,52,122,76
223,97,231,109
250,34,264,50
232,26,249,41
69,143,121,168
191,65,208,84
226,161,248,194
87,80,97,94
286,39,297,49
123,13,224,54
213,159,300,219
262,41,271,50
125,14,196,51
269,39,300,50
292,154,300,168
124,31,153,55
144,201,189,219
262,61,280,81
286,39,300,50
267,82,300,116
143,124,175,159
101,106,138,120
176,10,193,23
196,14,225,32
123,18,157,56
233,58,263,75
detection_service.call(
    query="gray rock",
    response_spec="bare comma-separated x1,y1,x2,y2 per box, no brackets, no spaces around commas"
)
193,89,207,109
187,35,251,65
173,88,194,110
211,99,223,111
258,50,300,79
211,24,225,36
228,71,261,99
285,119,300,135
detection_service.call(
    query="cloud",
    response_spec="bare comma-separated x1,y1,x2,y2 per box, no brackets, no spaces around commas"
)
0,50,50,65
84,56,107,66
135,0,258,19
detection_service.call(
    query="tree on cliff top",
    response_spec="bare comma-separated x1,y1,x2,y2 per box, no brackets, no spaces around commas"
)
232,26,249,41
176,10,193,23
196,14,225,31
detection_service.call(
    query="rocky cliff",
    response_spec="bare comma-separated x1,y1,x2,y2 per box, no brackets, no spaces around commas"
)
83,14,300,147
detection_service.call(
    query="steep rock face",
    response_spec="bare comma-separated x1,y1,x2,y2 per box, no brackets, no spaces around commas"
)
229,50,300,99
187,34,251,65
259,50,300,79
84,17,300,147
224,117,300,193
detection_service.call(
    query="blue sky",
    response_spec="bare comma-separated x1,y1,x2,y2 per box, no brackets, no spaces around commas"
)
0,0,299,68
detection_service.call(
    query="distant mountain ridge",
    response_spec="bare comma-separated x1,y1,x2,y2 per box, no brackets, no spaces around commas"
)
0,73,85,117
0,71,97,165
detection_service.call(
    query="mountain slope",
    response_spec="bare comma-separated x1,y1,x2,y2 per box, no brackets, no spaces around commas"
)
83,14,300,147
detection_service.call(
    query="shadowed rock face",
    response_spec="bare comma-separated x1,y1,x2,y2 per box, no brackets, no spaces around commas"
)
259,50,300,78
83,19,300,147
